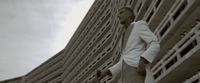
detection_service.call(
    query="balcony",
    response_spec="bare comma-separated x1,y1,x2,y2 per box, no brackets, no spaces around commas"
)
151,23,200,83
143,0,179,31
153,0,200,60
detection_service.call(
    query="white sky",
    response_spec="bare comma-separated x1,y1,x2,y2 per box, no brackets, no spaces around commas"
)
0,0,94,81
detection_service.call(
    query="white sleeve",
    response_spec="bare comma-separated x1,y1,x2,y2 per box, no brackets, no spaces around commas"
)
135,21,160,63
108,60,122,81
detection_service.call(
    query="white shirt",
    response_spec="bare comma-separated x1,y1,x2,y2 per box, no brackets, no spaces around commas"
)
120,20,160,67
109,20,160,83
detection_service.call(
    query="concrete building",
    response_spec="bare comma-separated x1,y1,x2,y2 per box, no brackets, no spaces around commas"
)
0,77,24,83
1,0,200,83
24,50,65,83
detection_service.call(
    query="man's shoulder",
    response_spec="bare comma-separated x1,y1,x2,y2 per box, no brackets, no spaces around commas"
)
134,20,148,25
131,20,148,30
129,20,149,32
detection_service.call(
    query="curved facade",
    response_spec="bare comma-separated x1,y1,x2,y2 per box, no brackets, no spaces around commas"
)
1,0,200,83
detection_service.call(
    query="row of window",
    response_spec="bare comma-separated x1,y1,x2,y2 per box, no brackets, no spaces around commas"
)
63,11,111,74
82,57,116,83
62,16,112,82
153,23,199,71
63,23,113,82
70,10,125,82
63,0,110,64
143,0,182,32
25,53,64,82
144,0,163,23
47,76,62,83
0,77,24,83
76,0,105,35
63,26,112,83
70,0,103,45
135,0,153,21
71,45,114,83
26,60,63,82
152,0,199,63
64,4,113,79
61,5,112,79
135,1,142,14
61,0,110,71
36,69,62,83
155,0,190,41
152,24,200,81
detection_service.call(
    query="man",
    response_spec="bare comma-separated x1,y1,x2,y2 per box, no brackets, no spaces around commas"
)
95,7,160,83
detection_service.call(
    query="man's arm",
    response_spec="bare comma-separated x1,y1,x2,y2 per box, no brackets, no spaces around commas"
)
135,21,160,74
96,69,112,80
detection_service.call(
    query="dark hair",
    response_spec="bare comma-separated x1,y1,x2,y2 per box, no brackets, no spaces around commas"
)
119,7,135,20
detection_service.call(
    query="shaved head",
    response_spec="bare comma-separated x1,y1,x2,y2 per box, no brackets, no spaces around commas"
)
119,7,135,20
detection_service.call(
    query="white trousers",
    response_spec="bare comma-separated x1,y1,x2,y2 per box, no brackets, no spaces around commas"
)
109,60,145,83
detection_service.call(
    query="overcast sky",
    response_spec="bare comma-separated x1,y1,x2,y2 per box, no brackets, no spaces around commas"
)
0,0,94,81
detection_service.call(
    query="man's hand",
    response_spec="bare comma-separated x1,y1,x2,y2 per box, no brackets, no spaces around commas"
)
95,69,111,81
137,57,148,75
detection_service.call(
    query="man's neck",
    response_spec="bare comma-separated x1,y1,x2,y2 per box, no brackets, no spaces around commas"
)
124,20,133,29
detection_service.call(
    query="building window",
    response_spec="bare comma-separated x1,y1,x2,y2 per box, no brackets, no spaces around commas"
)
102,39,106,44
180,39,197,57
97,44,101,48
159,21,171,37
165,57,177,70
107,62,112,66
164,50,175,62
147,10,154,22
137,2,142,12
178,37,190,48
102,52,106,57
106,9,110,14
173,0,188,20
106,34,111,38
106,21,110,26
154,69,163,79
155,0,161,8
106,47,112,52
129,0,133,5
97,57,101,61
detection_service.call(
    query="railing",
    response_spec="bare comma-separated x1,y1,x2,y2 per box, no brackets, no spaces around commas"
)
151,22,200,81
183,72,200,83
